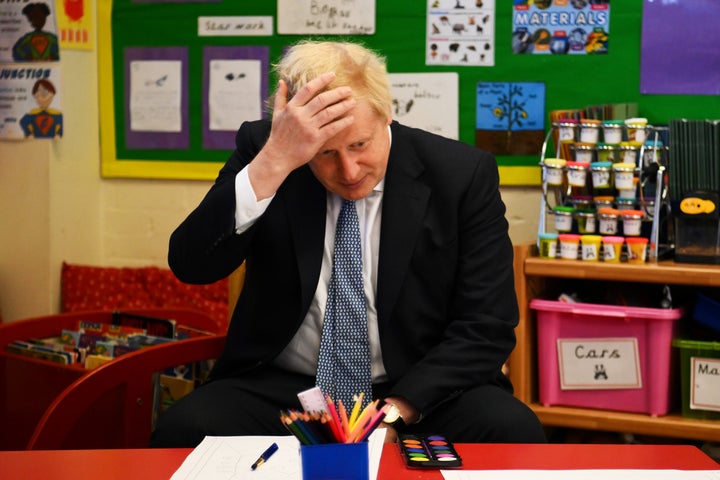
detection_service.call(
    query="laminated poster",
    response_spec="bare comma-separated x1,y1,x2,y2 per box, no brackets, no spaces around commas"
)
0,1,60,62
426,0,496,67
512,0,610,55
476,81,545,156
0,65,63,140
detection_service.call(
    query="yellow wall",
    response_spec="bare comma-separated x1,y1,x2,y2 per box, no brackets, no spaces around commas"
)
0,7,539,323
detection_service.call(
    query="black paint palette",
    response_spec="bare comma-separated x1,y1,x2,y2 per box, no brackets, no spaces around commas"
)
398,433,463,469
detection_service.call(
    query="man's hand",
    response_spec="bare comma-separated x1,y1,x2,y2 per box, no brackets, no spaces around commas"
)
248,72,357,200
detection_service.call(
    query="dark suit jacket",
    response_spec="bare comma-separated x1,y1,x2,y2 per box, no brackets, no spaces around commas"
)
168,120,519,414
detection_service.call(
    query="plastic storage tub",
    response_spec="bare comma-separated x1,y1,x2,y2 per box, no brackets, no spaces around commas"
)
530,298,684,416
672,338,720,420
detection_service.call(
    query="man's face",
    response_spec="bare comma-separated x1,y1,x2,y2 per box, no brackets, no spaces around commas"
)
308,101,392,201
34,86,54,109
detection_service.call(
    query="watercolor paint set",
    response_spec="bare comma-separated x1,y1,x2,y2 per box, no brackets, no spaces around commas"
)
398,433,462,469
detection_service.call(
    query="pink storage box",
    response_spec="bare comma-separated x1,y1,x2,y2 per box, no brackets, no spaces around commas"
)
530,299,683,416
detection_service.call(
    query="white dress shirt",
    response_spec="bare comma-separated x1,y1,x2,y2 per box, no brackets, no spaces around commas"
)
233,141,390,383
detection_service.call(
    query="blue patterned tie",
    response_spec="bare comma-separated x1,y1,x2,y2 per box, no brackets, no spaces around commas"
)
316,200,372,411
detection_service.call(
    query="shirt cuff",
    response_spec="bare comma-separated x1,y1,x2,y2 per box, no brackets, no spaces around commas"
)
234,167,273,234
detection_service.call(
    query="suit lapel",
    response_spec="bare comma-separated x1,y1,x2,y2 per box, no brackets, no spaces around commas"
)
377,123,430,324
281,167,327,315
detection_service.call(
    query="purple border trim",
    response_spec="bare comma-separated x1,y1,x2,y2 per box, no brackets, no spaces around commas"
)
124,47,190,150
202,46,270,150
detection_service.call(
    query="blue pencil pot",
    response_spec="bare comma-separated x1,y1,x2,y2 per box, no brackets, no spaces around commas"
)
300,442,369,480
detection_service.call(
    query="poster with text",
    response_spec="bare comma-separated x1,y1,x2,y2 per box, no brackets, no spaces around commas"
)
0,1,60,62
427,0,495,66
476,81,545,156
512,0,610,55
0,66,63,140
389,72,458,140
277,0,375,35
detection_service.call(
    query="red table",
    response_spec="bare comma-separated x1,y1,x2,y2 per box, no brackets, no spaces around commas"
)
0,443,716,479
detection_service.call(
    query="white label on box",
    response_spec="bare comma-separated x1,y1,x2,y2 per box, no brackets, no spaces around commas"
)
690,356,720,412
557,338,642,390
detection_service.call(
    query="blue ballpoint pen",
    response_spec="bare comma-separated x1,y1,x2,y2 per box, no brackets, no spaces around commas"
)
250,442,279,470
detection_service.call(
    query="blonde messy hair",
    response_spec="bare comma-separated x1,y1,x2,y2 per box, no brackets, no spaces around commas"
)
271,40,392,122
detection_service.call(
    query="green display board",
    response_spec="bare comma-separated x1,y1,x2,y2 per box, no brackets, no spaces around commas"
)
99,1,718,184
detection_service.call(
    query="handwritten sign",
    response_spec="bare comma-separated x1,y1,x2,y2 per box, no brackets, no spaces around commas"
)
557,338,642,390
198,16,273,37
389,72,458,140
277,0,375,35
690,356,720,412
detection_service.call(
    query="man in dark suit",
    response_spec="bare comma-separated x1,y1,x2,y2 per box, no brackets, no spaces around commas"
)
150,40,545,448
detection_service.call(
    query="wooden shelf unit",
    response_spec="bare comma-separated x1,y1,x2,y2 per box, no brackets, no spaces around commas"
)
509,243,720,442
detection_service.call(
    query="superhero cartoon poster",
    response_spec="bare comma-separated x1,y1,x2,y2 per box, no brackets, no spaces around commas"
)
512,0,610,55
0,66,63,140
0,1,60,62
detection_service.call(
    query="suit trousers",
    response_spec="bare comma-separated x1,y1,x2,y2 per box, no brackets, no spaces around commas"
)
149,365,546,448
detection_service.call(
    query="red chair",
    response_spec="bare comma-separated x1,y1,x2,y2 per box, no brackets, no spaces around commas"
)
27,334,226,450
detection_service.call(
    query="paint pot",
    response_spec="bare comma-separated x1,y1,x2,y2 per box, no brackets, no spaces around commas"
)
553,206,575,233
579,119,602,143
597,208,620,235
602,119,624,144
580,235,602,261
543,158,566,186
538,232,558,259
554,118,578,142
612,162,635,190
601,236,625,263
590,161,613,194
572,142,596,163
621,209,644,236
625,236,649,264
593,196,615,211
575,210,597,234
558,234,581,260
625,117,648,142
619,141,643,164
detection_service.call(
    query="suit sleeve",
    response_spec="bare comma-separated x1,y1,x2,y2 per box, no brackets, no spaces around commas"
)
167,121,268,284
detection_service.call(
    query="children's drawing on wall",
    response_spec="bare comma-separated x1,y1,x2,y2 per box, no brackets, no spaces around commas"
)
427,0,495,66
277,0,375,35
0,2,60,62
389,72,458,140
476,82,544,156
0,67,63,140
20,78,62,137
512,0,609,55
56,0,93,51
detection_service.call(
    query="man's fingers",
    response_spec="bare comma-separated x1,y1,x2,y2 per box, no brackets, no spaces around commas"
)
290,71,337,105
312,97,356,128
273,79,289,112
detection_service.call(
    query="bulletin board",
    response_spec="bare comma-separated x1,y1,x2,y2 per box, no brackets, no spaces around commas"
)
99,0,719,184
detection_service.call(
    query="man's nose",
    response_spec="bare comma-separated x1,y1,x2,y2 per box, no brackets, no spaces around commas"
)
337,152,361,180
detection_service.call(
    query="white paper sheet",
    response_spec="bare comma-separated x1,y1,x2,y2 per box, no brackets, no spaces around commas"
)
442,469,720,480
208,59,262,131
129,60,182,132
170,429,386,480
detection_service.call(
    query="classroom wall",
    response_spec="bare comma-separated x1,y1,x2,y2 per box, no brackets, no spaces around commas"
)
0,6,538,324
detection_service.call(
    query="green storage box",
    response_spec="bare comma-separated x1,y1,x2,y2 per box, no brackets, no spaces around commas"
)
672,338,720,420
